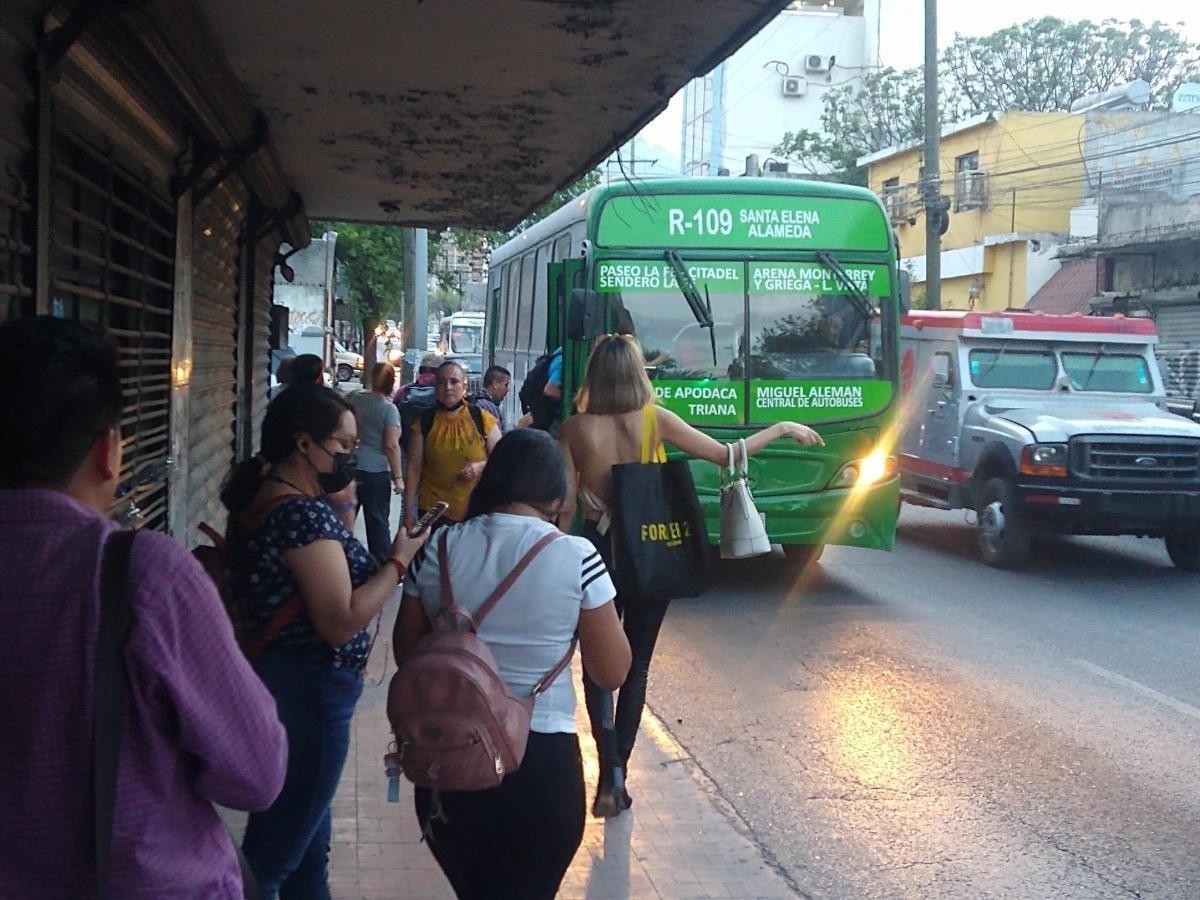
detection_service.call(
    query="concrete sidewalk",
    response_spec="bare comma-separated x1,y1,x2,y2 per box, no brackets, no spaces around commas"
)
316,599,797,900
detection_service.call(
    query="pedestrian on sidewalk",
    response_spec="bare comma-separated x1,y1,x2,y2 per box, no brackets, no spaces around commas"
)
221,384,428,899
473,363,511,432
404,361,501,533
0,316,287,899
394,428,631,900
559,333,824,817
350,362,404,563
290,353,326,387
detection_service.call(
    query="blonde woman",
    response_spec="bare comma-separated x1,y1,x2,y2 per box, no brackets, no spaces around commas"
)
558,333,823,816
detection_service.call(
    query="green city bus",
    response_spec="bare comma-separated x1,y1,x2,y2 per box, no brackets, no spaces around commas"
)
485,177,902,562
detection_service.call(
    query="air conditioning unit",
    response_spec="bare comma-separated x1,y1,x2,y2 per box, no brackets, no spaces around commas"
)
781,77,807,97
805,54,830,73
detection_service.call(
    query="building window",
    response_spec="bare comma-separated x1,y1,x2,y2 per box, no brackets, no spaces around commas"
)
955,151,988,212
882,176,908,224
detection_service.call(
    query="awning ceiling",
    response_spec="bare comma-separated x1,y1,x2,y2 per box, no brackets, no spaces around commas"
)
198,0,788,230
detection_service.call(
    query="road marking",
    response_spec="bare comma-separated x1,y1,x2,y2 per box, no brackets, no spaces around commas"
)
1071,658,1200,723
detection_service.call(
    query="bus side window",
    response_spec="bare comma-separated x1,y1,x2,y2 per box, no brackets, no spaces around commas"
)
517,253,535,353
528,244,550,353
552,234,571,263
504,263,520,352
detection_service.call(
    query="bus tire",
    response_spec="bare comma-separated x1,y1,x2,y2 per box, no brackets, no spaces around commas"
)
1166,529,1200,572
977,478,1031,568
783,543,824,569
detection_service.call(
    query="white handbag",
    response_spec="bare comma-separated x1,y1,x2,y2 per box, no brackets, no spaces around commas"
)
720,439,771,559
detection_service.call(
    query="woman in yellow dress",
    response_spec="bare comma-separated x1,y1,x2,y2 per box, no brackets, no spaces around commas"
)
404,361,501,531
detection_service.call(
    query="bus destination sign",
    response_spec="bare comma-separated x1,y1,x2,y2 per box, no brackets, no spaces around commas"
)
651,379,894,424
595,194,890,251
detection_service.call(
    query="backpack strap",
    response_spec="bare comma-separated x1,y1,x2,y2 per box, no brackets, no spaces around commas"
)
433,529,476,629
420,406,437,438
468,403,486,439
474,531,563,627
94,529,137,899
530,635,578,699
231,492,306,658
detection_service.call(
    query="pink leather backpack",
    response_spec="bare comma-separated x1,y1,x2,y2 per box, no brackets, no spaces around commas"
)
387,529,576,792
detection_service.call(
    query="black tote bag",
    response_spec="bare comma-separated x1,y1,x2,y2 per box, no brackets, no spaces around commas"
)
609,406,710,600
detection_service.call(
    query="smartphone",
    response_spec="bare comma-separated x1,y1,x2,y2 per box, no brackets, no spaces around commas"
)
407,501,449,538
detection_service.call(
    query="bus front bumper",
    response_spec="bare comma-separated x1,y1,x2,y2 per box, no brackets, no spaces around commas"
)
700,475,900,552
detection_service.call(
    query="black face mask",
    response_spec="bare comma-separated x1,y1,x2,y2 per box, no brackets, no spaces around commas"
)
311,442,357,494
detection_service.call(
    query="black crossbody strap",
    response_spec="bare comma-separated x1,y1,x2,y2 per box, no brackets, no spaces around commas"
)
94,529,137,899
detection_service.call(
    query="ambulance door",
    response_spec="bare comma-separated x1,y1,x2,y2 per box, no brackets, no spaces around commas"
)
919,343,961,474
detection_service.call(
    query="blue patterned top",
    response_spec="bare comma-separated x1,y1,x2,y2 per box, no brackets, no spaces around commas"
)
230,495,378,671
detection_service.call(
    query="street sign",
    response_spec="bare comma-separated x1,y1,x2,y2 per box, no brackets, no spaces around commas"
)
1172,83,1200,113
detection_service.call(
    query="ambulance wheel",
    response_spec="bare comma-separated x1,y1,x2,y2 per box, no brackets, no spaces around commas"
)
1166,529,1200,572
977,478,1031,568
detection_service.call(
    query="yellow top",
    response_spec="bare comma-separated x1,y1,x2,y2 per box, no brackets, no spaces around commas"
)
640,404,667,464
417,404,497,522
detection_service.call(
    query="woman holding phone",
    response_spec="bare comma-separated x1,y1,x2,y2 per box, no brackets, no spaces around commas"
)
221,384,430,898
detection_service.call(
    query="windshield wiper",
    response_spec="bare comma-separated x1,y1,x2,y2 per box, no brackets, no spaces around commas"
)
664,250,718,366
816,252,874,321
1078,344,1107,391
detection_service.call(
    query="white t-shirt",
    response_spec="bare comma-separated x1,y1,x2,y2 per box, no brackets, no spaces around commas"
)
403,513,615,734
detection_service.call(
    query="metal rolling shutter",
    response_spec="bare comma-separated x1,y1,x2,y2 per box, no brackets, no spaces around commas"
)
187,179,247,536
49,129,175,531
1155,304,1200,348
0,18,34,319
250,231,279,445
1156,303,1200,402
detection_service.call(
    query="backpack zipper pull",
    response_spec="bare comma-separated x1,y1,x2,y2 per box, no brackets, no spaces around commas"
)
384,745,402,803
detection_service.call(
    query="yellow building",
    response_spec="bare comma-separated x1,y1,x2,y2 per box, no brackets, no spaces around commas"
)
859,112,1086,311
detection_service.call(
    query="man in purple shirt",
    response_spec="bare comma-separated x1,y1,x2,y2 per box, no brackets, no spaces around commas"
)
0,316,287,898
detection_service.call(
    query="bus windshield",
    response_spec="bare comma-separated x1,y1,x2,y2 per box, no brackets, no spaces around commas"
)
601,258,891,424
449,325,482,354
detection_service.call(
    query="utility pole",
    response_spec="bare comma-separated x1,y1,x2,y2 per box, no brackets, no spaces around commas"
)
923,0,942,310
401,227,429,382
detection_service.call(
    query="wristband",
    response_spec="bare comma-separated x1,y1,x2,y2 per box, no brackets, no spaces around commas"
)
386,556,407,584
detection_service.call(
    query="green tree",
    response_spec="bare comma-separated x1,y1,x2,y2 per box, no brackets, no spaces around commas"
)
311,221,405,379
944,17,1200,114
774,17,1200,185
775,67,930,185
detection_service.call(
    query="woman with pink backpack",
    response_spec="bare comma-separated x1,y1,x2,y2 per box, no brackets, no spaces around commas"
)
393,429,630,899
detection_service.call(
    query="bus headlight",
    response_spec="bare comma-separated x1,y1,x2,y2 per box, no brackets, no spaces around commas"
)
829,450,896,488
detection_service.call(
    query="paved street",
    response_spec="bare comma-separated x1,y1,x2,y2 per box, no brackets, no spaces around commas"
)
648,505,1200,899
228,503,1200,899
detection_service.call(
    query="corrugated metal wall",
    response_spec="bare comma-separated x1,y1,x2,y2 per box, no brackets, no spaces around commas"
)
0,10,34,320
1157,303,1200,402
48,122,178,531
187,179,248,536
251,231,280,444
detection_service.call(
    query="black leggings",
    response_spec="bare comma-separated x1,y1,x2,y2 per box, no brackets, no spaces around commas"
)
414,732,584,900
578,519,672,776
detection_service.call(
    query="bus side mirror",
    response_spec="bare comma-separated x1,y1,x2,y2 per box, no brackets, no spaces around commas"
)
898,270,912,314
567,289,604,341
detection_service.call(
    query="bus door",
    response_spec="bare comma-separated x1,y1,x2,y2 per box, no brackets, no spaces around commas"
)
546,258,586,408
